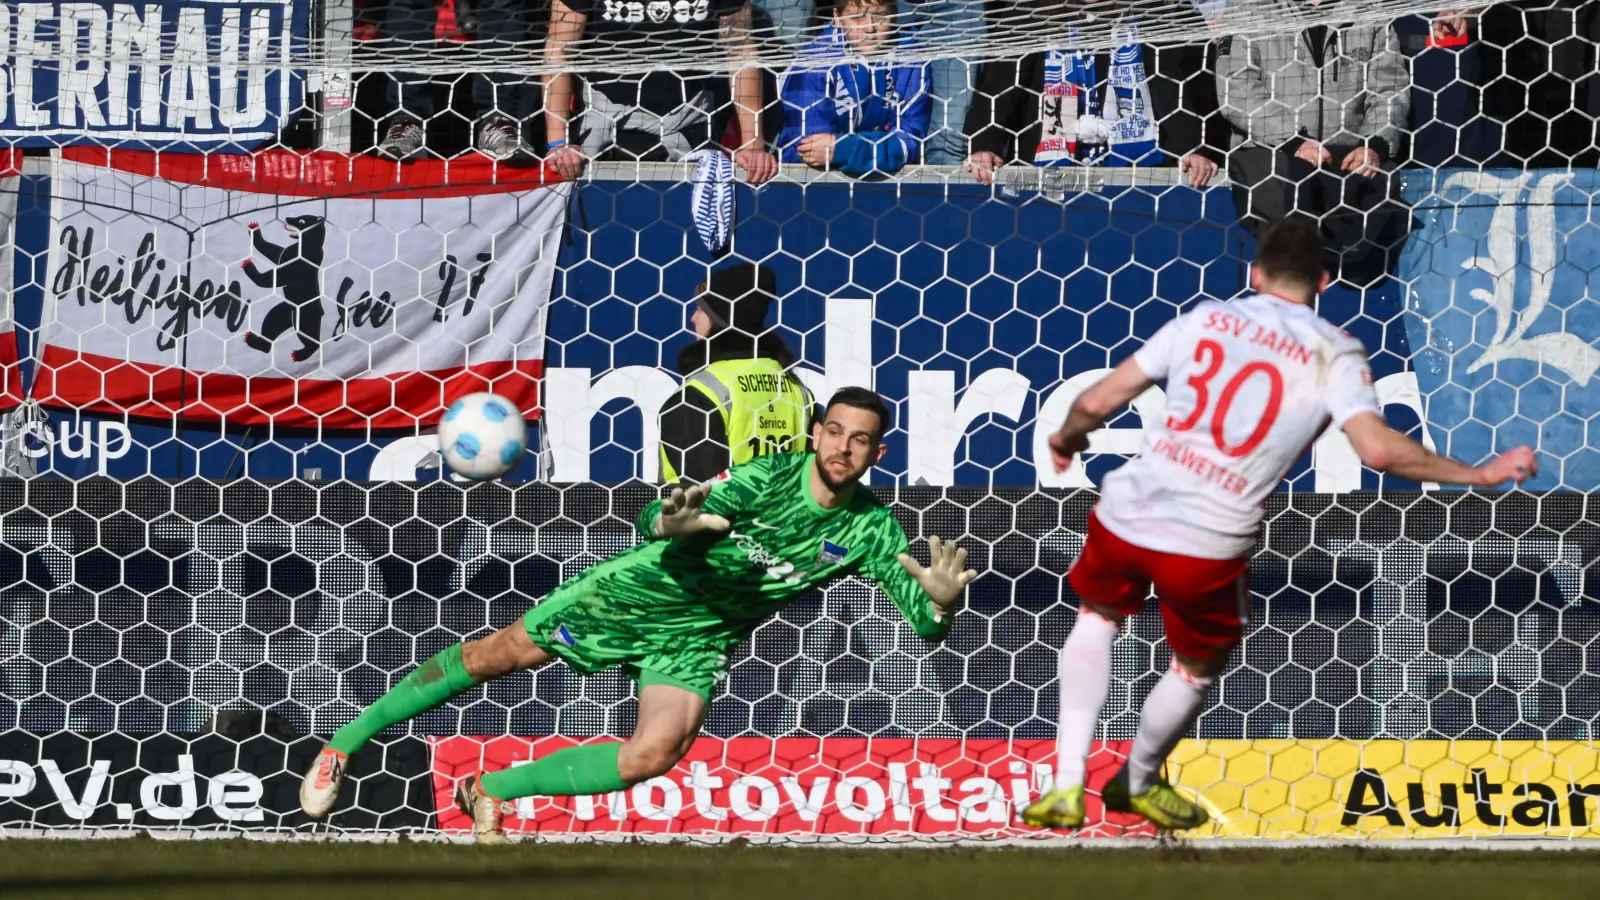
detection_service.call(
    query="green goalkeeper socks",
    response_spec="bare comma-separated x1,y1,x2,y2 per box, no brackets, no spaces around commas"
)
479,742,626,800
327,643,477,756
327,643,628,800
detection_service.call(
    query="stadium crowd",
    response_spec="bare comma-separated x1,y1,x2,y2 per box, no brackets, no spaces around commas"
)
335,0,1600,284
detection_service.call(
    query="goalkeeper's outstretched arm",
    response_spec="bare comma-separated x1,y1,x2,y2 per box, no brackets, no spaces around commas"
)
1342,412,1538,487
634,458,766,540
634,483,732,539
862,526,977,642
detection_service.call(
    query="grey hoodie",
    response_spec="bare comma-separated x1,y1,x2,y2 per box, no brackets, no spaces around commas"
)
1216,21,1410,160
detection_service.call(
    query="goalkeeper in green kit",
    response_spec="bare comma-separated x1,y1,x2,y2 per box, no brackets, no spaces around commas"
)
301,387,977,841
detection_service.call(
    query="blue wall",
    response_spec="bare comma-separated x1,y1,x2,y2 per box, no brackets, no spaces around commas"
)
1400,169,1600,491
11,174,1419,486
554,178,1412,487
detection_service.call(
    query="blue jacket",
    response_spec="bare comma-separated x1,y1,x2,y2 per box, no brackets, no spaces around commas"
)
777,27,931,176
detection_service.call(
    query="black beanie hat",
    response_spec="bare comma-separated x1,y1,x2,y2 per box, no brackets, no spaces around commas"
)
696,262,778,335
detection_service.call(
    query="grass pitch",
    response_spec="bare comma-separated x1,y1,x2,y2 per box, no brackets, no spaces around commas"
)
1,838,1596,900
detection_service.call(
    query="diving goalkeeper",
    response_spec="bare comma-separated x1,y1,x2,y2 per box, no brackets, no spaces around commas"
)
301,387,977,841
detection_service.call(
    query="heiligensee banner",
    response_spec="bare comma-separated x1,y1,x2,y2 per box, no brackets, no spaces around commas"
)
32,150,568,430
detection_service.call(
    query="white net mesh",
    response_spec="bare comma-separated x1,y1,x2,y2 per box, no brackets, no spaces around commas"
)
12,1,1479,74
2,0,1600,843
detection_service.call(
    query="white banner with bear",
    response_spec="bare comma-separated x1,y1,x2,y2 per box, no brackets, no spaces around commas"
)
33,149,568,430
0,158,20,412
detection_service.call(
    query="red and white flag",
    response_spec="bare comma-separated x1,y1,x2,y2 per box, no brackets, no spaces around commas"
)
32,148,568,430
0,151,23,411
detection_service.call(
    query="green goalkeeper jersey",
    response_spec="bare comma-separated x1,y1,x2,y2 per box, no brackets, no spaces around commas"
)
569,452,950,653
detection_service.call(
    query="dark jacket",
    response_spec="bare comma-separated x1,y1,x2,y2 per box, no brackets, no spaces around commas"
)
1479,0,1600,168
964,44,1228,166
1394,15,1499,167
659,332,807,484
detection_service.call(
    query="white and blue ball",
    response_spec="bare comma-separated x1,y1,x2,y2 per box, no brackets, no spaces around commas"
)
438,392,528,481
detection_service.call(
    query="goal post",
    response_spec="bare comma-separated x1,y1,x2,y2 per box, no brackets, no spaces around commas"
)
0,0,1598,844
0,482,1594,838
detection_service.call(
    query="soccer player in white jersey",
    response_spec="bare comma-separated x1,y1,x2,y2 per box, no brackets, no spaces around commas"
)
1022,218,1539,832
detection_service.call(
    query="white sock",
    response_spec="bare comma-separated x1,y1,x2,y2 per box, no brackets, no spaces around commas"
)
1053,609,1119,791
1127,660,1213,794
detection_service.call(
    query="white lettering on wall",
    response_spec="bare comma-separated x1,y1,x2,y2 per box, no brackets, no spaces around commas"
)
206,770,265,822
139,753,199,821
3,2,291,135
543,297,875,485
793,296,873,482
1032,368,1166,489
38,758,111,819
907,368,1030,486
217,8,271,128
165,8,213,128
525,297,1429,489
0,759,38,800
543,365,680,483
1455,171,1600,385
108,4,164,127
14,4,49,126
58,4,110,128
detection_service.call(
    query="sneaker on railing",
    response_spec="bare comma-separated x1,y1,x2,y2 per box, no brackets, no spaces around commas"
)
476,117,539,167
376,118,426,163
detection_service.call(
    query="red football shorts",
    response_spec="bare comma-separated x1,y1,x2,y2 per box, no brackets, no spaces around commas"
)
1068,510,1251,659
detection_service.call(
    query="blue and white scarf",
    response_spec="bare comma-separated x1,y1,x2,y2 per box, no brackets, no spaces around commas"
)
685,148,735,253
1035,23,1160,167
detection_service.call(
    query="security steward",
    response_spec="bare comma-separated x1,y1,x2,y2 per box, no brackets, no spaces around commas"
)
659,261,815,483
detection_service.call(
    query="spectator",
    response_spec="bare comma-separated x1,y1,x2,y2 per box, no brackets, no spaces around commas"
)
962,36,1229,188
1395,9,1499,168
374,0,540,163
659,262,814,483
542,0,779,183
753,0,817,45
777,0,932,177
1479,0,1600,168
899,0,985,165
1216,16,1411,286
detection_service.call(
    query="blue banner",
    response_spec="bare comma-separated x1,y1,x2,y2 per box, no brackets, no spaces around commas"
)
5,174,1423,484
549,179,1411,487
1399,169,1600,490
0,0,306,150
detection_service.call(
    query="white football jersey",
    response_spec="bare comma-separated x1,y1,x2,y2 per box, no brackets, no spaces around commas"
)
1095,293,1382,560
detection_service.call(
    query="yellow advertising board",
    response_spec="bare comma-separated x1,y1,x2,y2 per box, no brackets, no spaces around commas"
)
1170,740,1600,839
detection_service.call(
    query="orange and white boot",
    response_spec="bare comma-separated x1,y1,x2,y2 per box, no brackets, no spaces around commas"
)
455,773,511,845
300,747,348,819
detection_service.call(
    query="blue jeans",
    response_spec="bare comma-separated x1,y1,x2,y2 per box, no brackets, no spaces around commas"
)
898,0,984,164
751,0,813,46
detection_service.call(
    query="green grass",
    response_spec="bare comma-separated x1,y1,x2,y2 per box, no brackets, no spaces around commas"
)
1,838,1597,900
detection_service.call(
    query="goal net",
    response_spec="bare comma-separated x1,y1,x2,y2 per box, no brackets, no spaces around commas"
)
1,0,1599,842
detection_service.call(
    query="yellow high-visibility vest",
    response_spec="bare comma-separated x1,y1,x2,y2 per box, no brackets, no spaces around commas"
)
659,357,813,483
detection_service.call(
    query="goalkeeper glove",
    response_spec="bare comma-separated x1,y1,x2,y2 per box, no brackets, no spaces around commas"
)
653,483,731,537
897,536,977,620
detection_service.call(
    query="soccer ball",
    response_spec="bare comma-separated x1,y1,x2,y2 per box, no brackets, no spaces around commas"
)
438,392,528,481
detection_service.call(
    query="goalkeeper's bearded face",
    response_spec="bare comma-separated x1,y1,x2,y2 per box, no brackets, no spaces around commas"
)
812,405,888,491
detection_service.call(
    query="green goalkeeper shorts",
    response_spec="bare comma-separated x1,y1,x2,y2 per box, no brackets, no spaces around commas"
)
521,573,726,702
